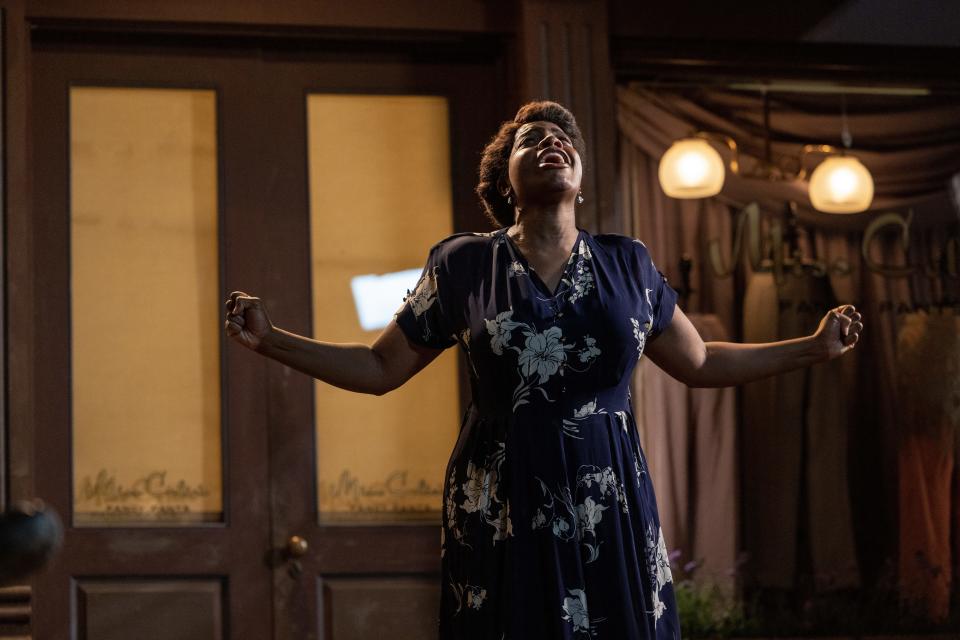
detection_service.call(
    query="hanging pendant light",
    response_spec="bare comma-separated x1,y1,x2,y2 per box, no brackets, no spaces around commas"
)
808,155,874,213
658,137,726,198
655,89,880,214
807,95,874,214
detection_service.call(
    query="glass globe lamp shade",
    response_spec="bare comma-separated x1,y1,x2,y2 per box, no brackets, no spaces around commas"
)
658,138,725,198
808,156,874,213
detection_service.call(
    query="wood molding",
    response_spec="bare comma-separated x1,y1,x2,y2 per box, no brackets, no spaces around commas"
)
515,0,617,234
26,0,514,34
2,0,33,508
0,585,30,638
28,18,508,65
0,6,5,513
612,37,960,92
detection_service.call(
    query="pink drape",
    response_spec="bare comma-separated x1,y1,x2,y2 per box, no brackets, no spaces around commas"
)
636,314,738,589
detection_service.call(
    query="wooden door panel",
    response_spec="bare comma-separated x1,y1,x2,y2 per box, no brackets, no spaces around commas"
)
0,586,30,637
76,580,224,640
30,46,273,640
321,577,439,640
259,54,501,640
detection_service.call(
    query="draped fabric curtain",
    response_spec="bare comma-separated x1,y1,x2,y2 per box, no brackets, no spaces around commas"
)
617,102,740,591
634,314,738,590
617,84,960,620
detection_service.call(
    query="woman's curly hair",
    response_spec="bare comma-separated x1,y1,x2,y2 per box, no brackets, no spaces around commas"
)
476,101,585,229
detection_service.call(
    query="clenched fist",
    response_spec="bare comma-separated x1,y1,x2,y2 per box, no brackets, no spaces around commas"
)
813,304,863,361
225,291,274,351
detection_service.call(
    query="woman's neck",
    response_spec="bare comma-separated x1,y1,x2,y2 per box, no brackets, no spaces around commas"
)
508,204,578,254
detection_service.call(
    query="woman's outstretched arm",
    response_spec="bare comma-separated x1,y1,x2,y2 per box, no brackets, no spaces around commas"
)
643,304,863,389
225,291,442,396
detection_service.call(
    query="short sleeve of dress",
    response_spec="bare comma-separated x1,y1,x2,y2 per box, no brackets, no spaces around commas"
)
633,239,679,341
393,243,458,350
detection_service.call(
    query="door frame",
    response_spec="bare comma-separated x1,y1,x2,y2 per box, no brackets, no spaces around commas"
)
24,22,508,640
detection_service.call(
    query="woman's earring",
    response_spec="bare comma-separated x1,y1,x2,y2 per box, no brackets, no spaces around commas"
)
577,192,584,204
507,194,513,205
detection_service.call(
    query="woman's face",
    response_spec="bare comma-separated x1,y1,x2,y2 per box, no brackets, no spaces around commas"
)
505,120,582,207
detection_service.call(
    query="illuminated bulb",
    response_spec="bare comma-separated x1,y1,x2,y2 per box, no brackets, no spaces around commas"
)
809,156,874,213
677,151,709,186
658,138,725,198
828,166,858,200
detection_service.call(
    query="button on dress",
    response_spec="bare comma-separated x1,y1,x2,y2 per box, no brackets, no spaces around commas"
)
395,226,680,640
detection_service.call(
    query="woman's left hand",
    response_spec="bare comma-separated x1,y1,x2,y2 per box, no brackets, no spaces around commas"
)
813,304,863,361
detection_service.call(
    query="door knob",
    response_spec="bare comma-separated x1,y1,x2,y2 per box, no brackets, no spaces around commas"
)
286,535,309,558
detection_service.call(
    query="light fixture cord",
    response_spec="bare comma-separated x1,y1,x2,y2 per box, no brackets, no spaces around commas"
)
840,93,853,149
763,89,773,169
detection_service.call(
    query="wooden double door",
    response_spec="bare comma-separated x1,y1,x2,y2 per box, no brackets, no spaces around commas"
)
29,29,501,640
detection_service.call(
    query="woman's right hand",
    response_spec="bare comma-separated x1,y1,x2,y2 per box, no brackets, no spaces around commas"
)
225,291,274,351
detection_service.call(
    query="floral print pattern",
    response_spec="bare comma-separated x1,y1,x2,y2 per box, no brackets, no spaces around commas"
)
645,524,675,625
631,315,654,359
449,579,488,613
508,260,527,277
578,335,601,363
485,309,602,411
445,440,512,548
407,266,440,318
567,240,596,304
562,588,607,637
393,229,680,638
457,327,479,379
561,399,608,439
485,309,523,357
532,465,628,563
518,326,567,384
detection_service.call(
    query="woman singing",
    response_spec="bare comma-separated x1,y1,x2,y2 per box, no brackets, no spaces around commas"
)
225,101,863,639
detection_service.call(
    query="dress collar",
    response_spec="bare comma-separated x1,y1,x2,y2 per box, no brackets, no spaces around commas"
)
499,226,586,298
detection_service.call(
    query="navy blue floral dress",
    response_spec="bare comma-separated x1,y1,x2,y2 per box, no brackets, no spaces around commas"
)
395,226,680,640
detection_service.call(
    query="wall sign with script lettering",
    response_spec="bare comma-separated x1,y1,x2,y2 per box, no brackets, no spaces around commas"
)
319,468,444,523
75,469,216,525
708,203,959,284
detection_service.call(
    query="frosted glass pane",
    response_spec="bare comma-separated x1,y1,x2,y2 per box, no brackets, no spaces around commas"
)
307,94,459,523
70,87,222,526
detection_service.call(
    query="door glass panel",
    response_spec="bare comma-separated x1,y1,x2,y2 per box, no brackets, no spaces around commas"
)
71,87,222,526
307,94,459,523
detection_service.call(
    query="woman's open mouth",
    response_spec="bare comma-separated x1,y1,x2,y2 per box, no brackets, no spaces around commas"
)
538,150,569,167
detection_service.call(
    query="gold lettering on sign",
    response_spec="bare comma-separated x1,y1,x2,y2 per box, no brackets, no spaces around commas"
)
709,203,959,282
708,202,764,277
75,469,213,522
708,203,852,283
78,469,211,505
861,211,915,278
320,468,443,516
